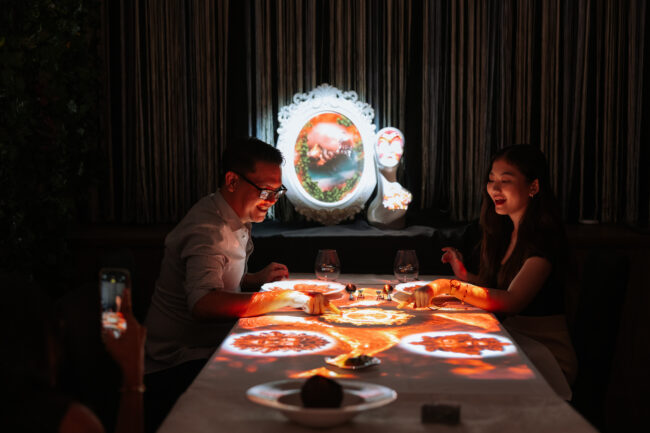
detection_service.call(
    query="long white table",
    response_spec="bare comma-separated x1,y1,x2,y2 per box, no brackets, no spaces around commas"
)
158,274,596,432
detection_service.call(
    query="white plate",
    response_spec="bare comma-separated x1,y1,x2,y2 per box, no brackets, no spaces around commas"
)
261,279,345,300
393,281,434,301
394,281,433,296
247,379,397,428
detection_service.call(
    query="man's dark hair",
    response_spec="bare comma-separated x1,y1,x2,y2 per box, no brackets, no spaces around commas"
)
221,137,284,184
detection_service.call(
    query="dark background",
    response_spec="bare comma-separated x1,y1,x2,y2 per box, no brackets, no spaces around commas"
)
1,1,649,432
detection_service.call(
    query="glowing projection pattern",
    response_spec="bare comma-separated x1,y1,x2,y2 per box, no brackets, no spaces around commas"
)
400,331,516,358
295,112,364,203
381,180,413,210
214,304,533,381
320,308,414,327
223,330,336,357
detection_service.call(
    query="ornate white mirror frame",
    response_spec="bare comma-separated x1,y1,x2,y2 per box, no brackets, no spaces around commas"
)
277,84,377,225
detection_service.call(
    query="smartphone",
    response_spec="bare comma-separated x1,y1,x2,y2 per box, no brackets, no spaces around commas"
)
99,267,130,338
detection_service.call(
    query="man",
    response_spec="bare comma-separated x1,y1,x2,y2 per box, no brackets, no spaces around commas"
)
143,138,328,431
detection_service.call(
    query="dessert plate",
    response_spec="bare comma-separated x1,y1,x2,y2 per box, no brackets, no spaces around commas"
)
246,379,396,428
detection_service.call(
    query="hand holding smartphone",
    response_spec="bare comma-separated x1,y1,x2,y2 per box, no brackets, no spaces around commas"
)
100,267,131,338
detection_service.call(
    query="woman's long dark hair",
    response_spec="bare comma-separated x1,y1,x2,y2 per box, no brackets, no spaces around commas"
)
477,145,567,288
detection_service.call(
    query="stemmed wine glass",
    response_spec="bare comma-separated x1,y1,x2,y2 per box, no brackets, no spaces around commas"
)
393,250,419,283
315,249,341,281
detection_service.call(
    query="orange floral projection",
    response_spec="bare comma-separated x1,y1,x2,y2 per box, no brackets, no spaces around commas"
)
231,331,331,354
411,333,510,356
223,330,336,356
216,301,534,381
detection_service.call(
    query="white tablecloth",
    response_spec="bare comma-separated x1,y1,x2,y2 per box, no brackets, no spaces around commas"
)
158,274,596,433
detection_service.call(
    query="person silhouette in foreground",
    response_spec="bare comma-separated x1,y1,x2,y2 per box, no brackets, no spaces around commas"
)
1,271,146,433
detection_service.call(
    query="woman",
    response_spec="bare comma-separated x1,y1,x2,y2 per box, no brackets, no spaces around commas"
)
407,145,577,397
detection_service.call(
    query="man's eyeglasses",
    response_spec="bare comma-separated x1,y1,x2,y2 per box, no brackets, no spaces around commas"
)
235,172,287,201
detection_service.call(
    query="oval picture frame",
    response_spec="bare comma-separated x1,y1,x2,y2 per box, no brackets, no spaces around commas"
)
277,84,377,225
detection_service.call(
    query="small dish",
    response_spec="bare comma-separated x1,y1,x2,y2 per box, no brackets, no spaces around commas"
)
324,355,381,370
246,379,397,428
261,279,345,300
394,281,456,305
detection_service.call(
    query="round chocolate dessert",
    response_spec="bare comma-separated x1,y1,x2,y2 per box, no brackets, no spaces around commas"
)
300,375,344,408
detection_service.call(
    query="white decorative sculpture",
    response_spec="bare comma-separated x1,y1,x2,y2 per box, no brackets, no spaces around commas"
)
367,127,412,229
277,84,377,225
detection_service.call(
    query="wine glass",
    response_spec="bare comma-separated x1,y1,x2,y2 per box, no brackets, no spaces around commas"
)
393,250,419,283
315,249,341,281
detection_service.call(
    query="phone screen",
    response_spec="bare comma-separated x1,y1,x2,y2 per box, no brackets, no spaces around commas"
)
100,268,129,337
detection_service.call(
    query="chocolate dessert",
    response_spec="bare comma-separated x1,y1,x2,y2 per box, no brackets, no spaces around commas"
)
344,355,373,367
300,375,344,408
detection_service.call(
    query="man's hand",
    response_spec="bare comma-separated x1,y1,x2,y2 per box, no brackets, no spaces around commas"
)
244,262,289,289
303,292,328,315
284,291,339,315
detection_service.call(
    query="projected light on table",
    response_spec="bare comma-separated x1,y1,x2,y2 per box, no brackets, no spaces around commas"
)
223,330,336,356
320,308,414,327
215,307,533,380
400,331,516,358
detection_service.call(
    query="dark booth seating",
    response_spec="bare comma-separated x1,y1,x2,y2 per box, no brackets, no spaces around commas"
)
569,249,629,432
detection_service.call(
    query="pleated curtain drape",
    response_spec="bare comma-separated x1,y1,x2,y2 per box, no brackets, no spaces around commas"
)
103,0,648,225
105,0,230,222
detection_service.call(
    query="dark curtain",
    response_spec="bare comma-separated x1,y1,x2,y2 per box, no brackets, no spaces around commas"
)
101,0,648,225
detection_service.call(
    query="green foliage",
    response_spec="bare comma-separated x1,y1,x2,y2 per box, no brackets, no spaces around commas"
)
0,0,101,286
336,117,352,127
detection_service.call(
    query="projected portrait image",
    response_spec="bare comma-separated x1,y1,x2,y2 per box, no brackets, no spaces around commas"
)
294,112,364,203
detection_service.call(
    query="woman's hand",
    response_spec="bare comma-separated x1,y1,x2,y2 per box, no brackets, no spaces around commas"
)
412,284,435,308
398,282,443,309
102,288,146,388
397,278,449,308
441,247,468,280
